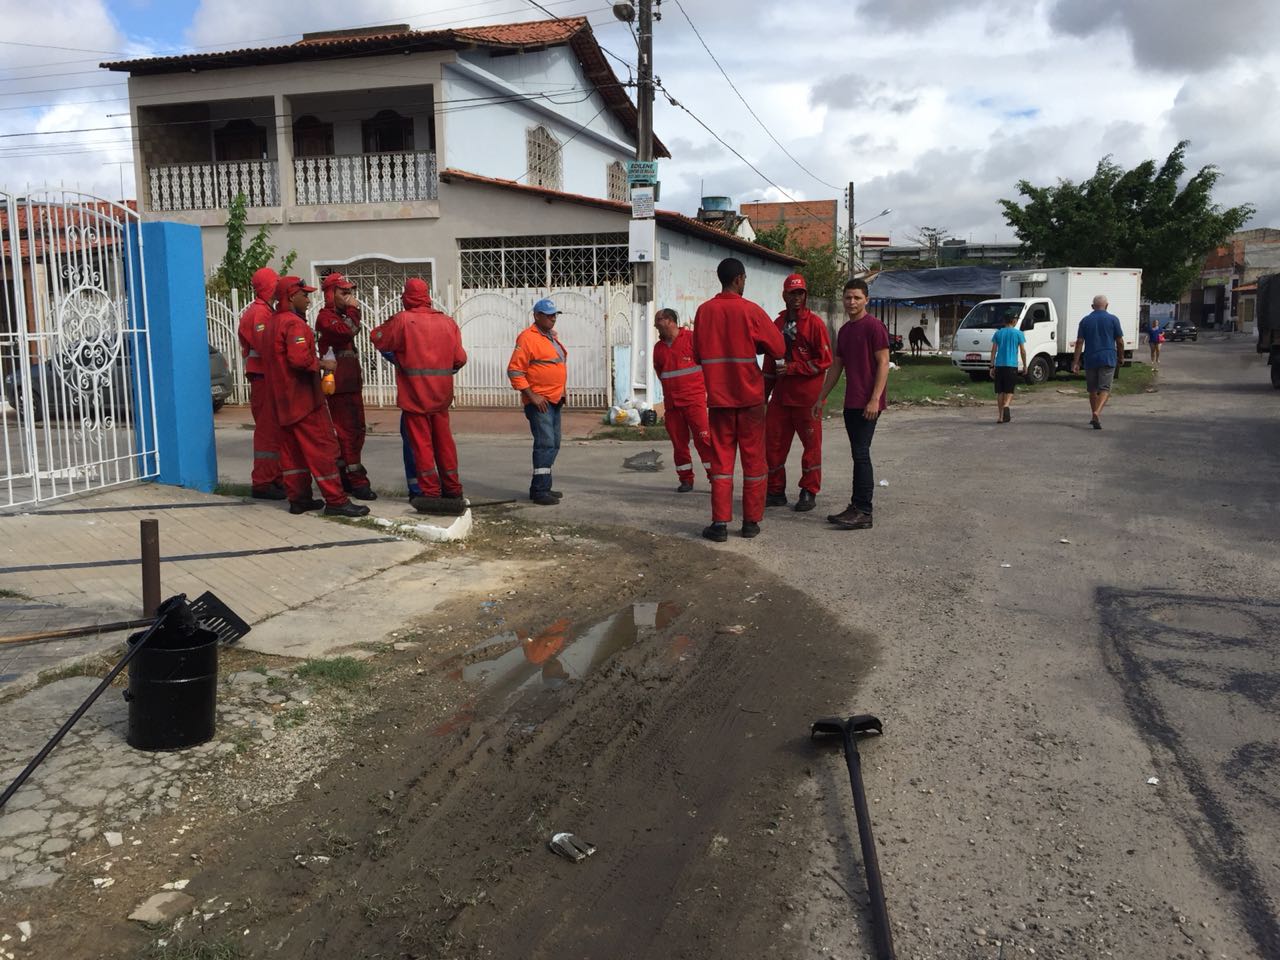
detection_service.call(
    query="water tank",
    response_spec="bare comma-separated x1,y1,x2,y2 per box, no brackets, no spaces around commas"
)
701,196,733,212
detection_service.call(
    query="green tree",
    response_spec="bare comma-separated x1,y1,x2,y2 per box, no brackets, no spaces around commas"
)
785,231,848,302
753,223,790,252
999,141,1254,302
206,192,297,298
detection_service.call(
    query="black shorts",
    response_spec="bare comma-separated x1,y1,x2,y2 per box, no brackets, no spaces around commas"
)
993,366,1020,394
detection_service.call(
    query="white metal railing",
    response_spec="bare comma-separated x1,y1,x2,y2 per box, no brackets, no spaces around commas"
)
148,159,280,212
293,151,438,205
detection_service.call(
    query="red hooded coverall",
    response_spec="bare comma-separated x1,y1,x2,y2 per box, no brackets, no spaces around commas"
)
315,275,371,493
260,284,349,507
653,327,712,488
236,267,282,490
764,303,832,496
691,292,785,524
370,279,467,498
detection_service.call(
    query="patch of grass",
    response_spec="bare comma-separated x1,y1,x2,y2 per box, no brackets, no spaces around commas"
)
820,356,1157,412
0,588,32,600
225,727,256,756
213,481,254,499
295,656,373,689
588,424,670,441
140,936,244,960
275,705,308,729
34,652,118,688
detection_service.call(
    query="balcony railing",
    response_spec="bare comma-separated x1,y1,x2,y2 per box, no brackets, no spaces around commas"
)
294,150,438,205
148,159,280,212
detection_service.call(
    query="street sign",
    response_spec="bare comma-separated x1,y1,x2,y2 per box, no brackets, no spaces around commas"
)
627,160,659,185
629,219,656,263
859,234,892,248
630,187,655,219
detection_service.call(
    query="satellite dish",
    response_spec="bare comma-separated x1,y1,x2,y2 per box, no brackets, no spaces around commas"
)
612,2,636,22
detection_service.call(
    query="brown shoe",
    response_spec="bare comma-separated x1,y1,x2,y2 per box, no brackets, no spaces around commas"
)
826,503,859,525
828,504,872,529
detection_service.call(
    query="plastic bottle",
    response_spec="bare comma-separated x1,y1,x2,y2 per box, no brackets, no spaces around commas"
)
321,348,336,396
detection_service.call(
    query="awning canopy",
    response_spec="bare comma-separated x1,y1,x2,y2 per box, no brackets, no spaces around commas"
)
867,266,1006,301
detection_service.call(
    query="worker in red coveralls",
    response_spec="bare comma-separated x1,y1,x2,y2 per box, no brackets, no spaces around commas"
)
691,258,785,542
370,278,468,516
236,266,285,499
260,276,369,518
315,272,375,500
652,307,712,493
764,273,832,513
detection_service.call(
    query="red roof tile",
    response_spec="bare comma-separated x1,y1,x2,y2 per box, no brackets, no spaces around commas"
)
439,169,802,267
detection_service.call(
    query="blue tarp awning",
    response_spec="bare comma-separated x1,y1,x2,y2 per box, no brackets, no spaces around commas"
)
867,266,1005,301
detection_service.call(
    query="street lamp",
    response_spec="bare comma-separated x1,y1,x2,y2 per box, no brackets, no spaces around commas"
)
853,208,892,272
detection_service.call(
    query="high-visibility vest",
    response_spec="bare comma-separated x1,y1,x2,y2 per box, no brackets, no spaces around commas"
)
508,324,568,403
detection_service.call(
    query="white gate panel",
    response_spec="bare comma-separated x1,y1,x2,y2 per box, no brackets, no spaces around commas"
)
453,293,530,407
1,190,159,508
206,295,248,405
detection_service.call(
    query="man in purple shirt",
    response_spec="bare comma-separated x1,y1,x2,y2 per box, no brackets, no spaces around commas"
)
814,278,890,529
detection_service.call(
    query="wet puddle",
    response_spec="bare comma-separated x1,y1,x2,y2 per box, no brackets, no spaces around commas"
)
433,602,682,735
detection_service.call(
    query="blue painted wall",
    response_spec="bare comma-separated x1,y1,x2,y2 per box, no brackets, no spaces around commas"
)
132,222,217,492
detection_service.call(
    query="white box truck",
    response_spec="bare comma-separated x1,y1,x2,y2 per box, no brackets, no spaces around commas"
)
950,267,1142,383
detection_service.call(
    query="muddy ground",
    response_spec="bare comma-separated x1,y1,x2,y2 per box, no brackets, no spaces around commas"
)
11,518,875,960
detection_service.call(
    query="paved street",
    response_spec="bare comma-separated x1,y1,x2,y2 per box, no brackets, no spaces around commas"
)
215,334,1280,958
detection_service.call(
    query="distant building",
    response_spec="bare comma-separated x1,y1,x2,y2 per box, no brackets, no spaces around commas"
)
694,196,755,241
1182,228,1280,331
862,238,1024,270
739,199,838,249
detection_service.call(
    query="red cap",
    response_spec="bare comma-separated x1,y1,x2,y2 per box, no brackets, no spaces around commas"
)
783,273,807,293
277,276,317,300
321,272,355,291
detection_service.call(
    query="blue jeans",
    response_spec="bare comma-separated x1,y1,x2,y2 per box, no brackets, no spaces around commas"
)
400,413,421,496
524,401,562,494
842,409,878,514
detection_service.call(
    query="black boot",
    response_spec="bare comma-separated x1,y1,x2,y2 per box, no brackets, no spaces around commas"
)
794,490,816,512
289,498,324,515
323,501,370,518
740,521,761,538
251,484,287,501
701,522,728,542
765,492,788,507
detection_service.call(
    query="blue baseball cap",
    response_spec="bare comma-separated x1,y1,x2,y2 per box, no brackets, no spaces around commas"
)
533,297,560,316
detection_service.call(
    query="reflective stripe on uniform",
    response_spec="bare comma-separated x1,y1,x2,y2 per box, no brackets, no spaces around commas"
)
710,473,734,480
533,467,552,475
316,472,341,482
247,349,260,358
402,367,456,376
507,369,525,379
530,358,564,365
253,451,279,460
701,357,757,364
702,461,712,470
743,474,767,483
283,468,308,477
768,465,785,474
674,462,692,471
660,365,703,379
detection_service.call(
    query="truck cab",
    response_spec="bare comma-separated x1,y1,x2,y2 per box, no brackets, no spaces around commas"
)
950,299,1060,383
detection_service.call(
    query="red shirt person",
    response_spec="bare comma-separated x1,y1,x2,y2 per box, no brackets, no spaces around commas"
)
763,273,832,512
815,278,891,530
236,266,284,498
691,258,785,542
652,308,713,493
315,272,374,499
259,276,368,518
370,278,468,516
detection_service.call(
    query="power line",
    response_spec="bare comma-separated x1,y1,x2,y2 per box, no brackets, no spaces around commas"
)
655,80,834,231
669,0,840,192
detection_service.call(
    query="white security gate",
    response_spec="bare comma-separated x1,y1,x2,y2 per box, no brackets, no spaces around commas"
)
206,294,249,405
0,190,159,508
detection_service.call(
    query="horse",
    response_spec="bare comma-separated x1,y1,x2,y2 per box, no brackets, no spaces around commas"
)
908,326,932,357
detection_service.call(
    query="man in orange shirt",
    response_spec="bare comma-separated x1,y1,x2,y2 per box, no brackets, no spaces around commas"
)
508,298,568,506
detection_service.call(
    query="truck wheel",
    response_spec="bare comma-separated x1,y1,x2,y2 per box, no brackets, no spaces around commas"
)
1025,356,1052,385
968,371,989,382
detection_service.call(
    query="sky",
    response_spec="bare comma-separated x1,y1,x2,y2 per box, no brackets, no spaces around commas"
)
0,0,1275,245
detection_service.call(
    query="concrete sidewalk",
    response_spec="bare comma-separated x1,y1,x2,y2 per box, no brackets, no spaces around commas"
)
214,403,609,438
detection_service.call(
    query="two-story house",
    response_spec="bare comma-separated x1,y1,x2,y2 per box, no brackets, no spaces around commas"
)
104,17,800,407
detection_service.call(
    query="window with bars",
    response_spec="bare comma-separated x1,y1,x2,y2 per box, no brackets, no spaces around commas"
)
318,258,433,305
459,234,630,290
526,125,563,190
606,161,627,202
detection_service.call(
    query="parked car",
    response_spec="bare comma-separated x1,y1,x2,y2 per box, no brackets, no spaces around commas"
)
1167,320,1198,342
3,344,233,421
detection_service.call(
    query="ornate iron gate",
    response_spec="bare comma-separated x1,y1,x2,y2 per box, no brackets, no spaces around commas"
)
0,190,159,508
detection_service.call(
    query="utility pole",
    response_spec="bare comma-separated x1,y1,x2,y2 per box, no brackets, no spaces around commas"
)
847,181,856,277
633,0,655,305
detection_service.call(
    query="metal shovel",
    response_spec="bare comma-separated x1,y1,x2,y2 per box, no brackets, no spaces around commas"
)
811,714,895,960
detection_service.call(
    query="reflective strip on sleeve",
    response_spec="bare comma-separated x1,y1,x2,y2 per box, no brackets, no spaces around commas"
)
701,357,757,364
507,370,526,379
660,365,703,380
530,358,564,365
402,367,457,376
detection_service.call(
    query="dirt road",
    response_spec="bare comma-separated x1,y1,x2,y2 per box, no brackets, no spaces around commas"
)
12,337,1278,959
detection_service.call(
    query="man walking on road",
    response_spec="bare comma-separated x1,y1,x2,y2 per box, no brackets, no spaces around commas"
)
508,299,568,506
692,258,785,542
316,272,375,500
261,276,369,518
815,279,890,530
371,279,468,516
1071,294,1126,430
653,308,712,493
989,311,1027,424
764,273,832,512
237,266,285,499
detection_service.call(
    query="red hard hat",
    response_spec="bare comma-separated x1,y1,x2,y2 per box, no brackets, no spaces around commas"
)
783,273,807,293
